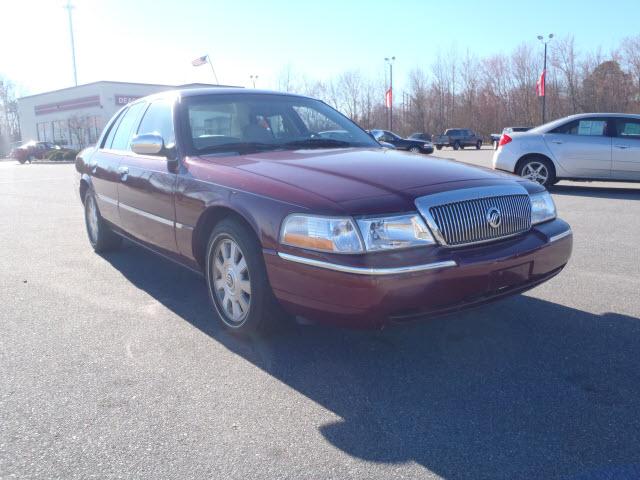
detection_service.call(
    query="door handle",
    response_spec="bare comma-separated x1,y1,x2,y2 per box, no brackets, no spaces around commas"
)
614,145,630,149
118,166,129,181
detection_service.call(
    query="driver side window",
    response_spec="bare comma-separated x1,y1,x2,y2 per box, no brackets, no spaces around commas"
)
137,100,175,145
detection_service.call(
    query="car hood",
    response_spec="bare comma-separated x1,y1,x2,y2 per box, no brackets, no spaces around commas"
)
198,147,524,214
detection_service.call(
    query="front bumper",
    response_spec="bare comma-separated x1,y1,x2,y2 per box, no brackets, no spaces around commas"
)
264,219,572,328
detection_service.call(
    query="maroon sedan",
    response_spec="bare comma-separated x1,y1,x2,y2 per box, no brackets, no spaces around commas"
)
76,88,572,333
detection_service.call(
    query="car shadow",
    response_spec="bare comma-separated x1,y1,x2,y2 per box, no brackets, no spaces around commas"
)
102,242,640,480
550,184,640,200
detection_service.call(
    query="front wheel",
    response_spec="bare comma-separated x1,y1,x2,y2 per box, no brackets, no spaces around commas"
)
409,146,420,153
517,156,556,188
84,191,122,252
452,142,460,151
205,219,282,334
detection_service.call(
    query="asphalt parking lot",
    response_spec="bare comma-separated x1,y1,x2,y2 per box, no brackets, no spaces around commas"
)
1,152,639,480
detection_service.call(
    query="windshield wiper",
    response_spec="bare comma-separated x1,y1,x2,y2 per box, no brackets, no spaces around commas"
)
280,138,355,149
196,142,281,154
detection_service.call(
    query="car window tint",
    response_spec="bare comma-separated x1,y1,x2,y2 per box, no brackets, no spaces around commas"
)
137,100,175,145
102,110,126,149
109,102,147,151
552,118,608,136
615,118,640,140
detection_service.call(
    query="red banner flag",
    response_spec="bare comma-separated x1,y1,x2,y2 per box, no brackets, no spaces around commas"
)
535,70,546,97
385,87,393,108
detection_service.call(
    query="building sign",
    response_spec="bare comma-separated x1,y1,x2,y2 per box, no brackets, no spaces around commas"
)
115,94,141,105
34,95,101,116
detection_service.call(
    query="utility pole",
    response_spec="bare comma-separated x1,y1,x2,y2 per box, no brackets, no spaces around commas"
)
64,1,78,86
537,33,554,124
385,56,395,131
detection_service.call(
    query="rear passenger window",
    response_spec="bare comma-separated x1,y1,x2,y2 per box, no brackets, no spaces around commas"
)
137,100,175,145
109,102,146,151
552,119,608,136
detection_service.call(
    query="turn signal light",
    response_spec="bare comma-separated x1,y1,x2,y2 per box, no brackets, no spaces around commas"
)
498,134,512,147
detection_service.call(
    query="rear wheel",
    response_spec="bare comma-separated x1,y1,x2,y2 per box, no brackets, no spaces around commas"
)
517,156,556,188
84,190,122,252
476,140,482,150
205,219,282,334
453,142,460,151
435,145,442,150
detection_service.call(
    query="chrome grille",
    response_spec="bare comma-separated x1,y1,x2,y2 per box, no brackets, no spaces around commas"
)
415,186,533,247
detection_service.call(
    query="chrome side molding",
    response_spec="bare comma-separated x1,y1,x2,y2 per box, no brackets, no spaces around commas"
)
277,252,457,275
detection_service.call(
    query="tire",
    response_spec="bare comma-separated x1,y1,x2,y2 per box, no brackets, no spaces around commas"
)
516,156,556,188
84,190,122,252
453,141,460,151
409,146,420,153
18,158,26,164
493,141,498,150
476,140,482,150
205,218,282,334
435,145,442,150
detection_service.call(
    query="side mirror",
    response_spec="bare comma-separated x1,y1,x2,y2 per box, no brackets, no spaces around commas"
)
131,133,165,156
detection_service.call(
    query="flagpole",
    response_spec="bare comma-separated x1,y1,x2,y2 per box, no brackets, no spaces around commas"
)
206,55,220,84
537,34,553,124
542,42,547,124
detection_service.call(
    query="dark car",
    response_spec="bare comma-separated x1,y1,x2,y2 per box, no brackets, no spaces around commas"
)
76,88,572,334
408,132,432,142
11,141,61,163
433,129,483,150
370,129,434,154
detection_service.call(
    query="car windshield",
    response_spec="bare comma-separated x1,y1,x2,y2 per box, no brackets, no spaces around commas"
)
183,93,379,154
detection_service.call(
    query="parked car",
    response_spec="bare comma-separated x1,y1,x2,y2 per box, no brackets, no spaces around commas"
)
433,129,483,150
408,132,432,142
493,113,640,187
10,141,61,163
491,127,532,149
77,88,572,334
370,129,434,154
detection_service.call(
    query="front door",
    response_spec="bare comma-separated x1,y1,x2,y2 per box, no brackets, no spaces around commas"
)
612,117,640,181
543,116,612,178
116,99,178,253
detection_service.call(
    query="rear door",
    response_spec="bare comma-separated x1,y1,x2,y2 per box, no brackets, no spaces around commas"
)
117,99,178,253
89,107,131,226
612,117,640,180
543,116,612,178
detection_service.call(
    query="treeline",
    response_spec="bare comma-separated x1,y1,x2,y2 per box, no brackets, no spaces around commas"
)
278,35,640,139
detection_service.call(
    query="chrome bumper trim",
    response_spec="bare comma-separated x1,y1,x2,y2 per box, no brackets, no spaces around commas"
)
277,252,457,275
549,229,573,243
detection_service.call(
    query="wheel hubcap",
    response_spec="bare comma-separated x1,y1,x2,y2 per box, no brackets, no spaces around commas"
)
522,162,549,185
212,238,251,325
86,196,99,243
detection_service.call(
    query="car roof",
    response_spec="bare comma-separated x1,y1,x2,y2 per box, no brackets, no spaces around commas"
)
145,87,314,102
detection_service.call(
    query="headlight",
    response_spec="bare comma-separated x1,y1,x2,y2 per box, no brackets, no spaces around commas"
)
356,214,435,251
423,142,432,148
530,191,556,225
280,215,364,253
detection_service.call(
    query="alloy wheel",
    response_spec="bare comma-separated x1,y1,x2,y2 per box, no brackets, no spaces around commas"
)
521,161,549,185
211,237,252,325
85,195,99,245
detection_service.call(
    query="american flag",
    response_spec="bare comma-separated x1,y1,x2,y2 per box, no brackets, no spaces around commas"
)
192,55,208,67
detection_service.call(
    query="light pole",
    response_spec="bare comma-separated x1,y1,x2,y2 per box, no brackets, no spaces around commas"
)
64,0,78,86
249,75,259,88
537,33,554,124
384,56,395,131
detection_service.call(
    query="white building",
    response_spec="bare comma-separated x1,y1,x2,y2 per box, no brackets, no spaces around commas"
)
17,81,227,149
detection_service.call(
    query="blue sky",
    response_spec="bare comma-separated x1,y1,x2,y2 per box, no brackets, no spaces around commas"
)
1,0,638,96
